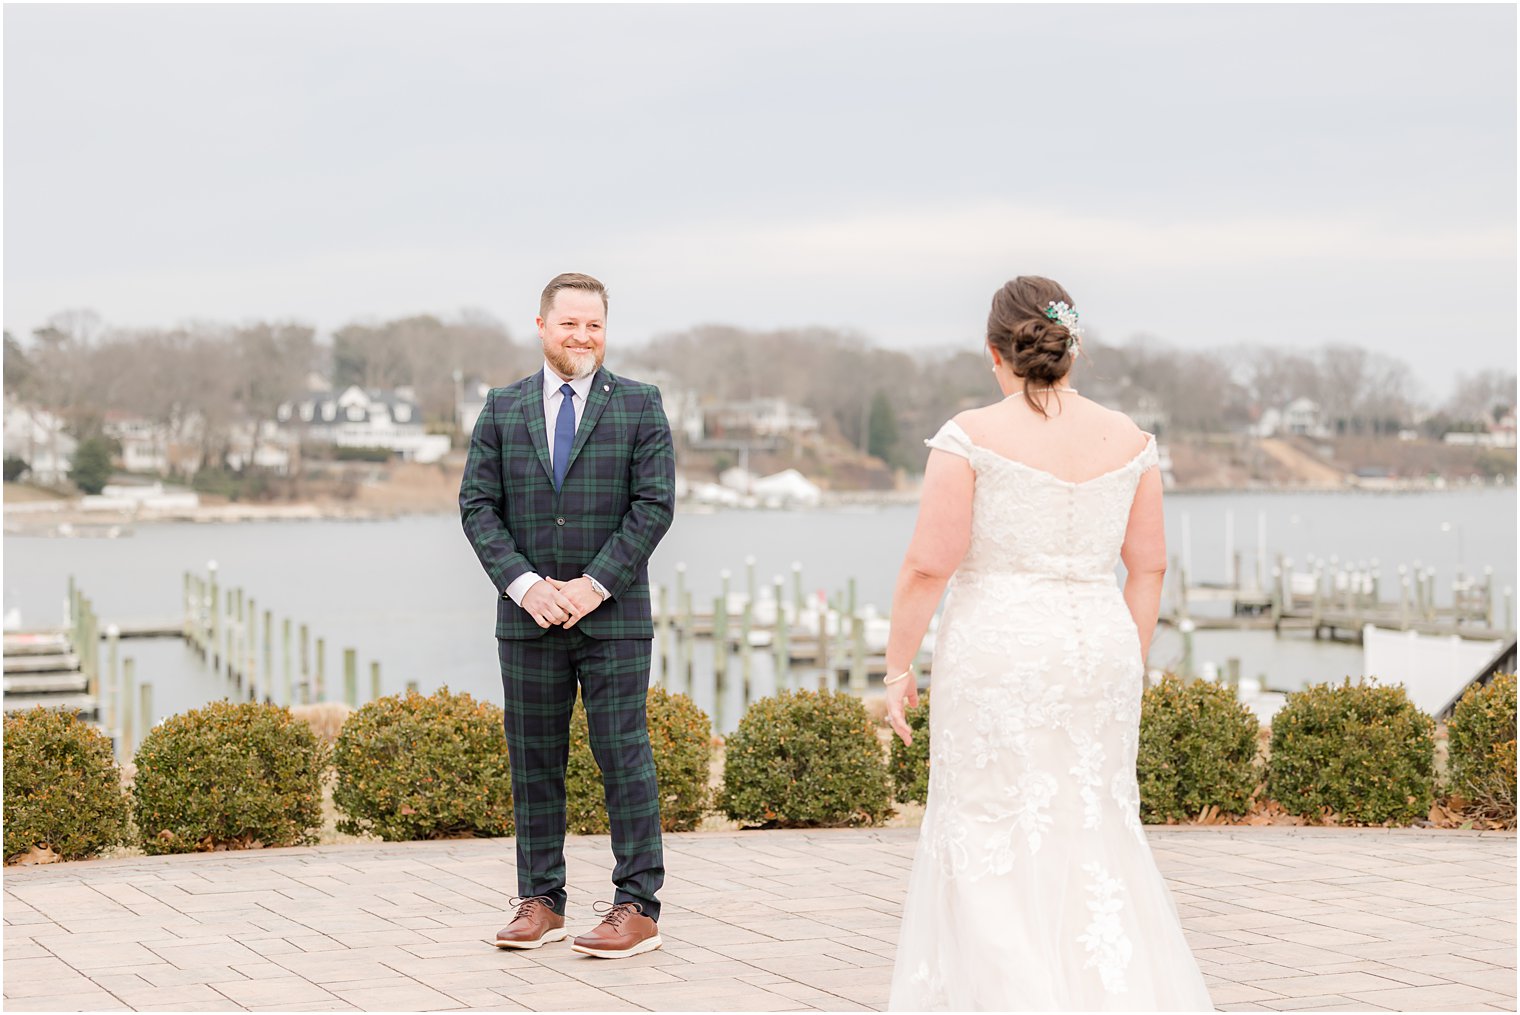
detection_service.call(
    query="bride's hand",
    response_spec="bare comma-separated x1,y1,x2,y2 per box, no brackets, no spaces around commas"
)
886,672,920,746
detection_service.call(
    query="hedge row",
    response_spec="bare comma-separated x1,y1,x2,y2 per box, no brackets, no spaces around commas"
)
5,673,1514,863
1,685,720,862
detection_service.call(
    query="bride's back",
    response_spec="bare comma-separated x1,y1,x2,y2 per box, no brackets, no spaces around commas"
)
955,392,1149,486
930,392,1158,583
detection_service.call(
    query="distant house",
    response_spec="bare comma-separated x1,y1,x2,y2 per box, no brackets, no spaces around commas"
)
103,414,173,474
279,386,449,463
225,421,294,474
641,371,705,445
1252,397,1331,439
456,380,492,437
710,398,819,438
3,405,75,484
1282,398,1329,437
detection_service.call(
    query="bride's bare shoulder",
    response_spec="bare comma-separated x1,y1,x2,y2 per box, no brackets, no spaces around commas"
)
1099,404,1153,452
950,403,1004,442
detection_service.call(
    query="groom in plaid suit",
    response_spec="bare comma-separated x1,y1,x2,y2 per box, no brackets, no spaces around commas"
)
460,273,676,959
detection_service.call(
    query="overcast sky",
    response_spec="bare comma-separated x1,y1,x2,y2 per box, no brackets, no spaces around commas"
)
5,4,1515,402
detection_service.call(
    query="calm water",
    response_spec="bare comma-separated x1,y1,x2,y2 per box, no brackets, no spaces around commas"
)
4,487,1513,730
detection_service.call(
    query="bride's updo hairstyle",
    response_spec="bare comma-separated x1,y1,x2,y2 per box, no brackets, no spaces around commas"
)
988,275,1079,419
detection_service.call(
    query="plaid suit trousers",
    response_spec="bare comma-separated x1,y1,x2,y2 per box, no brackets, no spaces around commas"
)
497,628,664,922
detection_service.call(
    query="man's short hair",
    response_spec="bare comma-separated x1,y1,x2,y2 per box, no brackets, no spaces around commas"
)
540,273,608,318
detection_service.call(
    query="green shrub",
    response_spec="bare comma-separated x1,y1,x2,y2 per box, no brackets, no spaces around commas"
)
333,687,513,841
888,690,931,805
3,708,130,862
1267,678,1435,825
566,687,713,834
132,700,326,854
1445,672,1517,824
69,436,114,494
1138,676,1261,823
719,689,892,827
4,455,29,482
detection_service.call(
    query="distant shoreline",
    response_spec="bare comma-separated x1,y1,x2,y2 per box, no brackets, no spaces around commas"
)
4,477,1514,537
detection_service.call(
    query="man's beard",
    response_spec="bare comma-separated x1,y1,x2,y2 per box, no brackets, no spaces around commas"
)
547,345,602,381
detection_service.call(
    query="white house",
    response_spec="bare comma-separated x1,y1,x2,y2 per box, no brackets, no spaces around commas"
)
225,421,294,474
639,372,705,445
1252,397,1331,439
1282,398,1330,437
3,405,76,484
456,381,492,438
711,398,819,437
279,386,449,463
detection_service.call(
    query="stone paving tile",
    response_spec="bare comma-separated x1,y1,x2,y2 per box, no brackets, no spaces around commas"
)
245,1001,359,1012
1438,966,1519,996
324,979,464,1011
134,962,249,988
1259,995,1362,1011
4,826,1514,1012
1296,959,1449,988
1,990,134,1011
210,975,343,1007
98,982,230,1009
144,936,268,969
491,980,645,1011
1244,971,1412,997
1343,981,1514,1009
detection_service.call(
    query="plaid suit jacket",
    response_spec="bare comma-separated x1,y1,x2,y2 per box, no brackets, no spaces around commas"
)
460,365,676,640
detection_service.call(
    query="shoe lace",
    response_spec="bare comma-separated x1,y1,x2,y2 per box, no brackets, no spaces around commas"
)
592,900,643,928
508,895,556,924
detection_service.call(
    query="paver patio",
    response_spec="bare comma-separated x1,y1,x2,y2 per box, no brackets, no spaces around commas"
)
3,826,1514,1012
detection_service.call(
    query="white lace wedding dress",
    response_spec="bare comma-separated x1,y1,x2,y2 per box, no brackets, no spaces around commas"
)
887,419,1214,1012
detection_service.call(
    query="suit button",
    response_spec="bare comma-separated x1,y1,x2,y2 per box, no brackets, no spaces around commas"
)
556,517,566,526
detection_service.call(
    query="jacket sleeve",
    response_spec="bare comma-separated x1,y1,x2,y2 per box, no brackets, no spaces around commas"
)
459,389,536,594
584,387,676,599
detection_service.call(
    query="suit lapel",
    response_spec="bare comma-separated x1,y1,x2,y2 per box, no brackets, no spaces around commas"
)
565,367,613,478
521,369,554,484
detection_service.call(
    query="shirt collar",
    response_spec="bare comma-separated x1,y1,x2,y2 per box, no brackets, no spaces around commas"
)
542,359,596,402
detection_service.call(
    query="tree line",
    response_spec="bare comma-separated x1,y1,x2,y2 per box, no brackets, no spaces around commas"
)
3,308,1513,481
3,310,534,477
627,325,1516,471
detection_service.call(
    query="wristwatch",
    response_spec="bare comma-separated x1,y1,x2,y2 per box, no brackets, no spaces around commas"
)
583,574,611,601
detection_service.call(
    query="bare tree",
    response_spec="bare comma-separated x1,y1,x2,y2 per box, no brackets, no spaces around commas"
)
1446,367,1518,422
1243,347,1322,411
1318,345,1371,434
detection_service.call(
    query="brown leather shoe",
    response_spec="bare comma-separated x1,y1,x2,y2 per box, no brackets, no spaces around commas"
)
569,901,662,958
494,895,567,949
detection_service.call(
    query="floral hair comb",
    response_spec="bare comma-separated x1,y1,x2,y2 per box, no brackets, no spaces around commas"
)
1044,301,1082,353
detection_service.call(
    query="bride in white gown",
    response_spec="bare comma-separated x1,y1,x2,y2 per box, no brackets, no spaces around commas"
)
883,276,1214,1011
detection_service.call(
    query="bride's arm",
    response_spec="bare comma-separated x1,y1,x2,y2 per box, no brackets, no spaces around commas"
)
884,448,973,744
1120,467,1167,662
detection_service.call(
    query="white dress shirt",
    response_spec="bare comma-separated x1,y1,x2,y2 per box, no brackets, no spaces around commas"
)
503,362,602,607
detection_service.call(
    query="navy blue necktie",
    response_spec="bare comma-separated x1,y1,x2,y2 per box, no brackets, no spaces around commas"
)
552,383,576,490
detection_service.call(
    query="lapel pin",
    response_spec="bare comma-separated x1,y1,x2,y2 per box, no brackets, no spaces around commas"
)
603,384,610,392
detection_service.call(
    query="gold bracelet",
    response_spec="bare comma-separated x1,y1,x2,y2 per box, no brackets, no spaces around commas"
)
883,666,914,687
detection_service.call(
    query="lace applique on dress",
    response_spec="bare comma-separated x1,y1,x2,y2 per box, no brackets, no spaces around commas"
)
1079,861,1134,994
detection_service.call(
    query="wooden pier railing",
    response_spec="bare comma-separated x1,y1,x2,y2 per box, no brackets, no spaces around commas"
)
3,566,388,761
